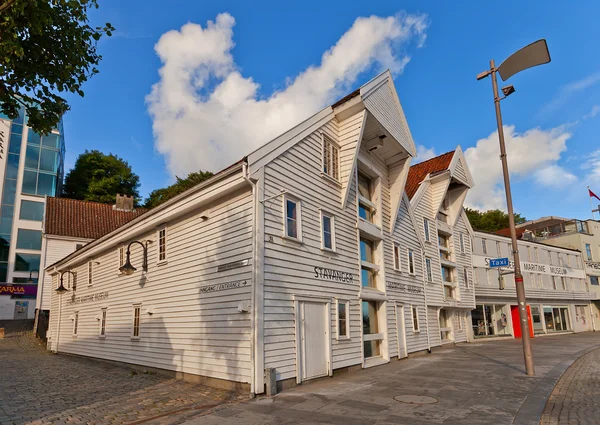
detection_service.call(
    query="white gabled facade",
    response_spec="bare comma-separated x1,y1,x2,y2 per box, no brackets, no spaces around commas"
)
472,231,594,338
46,71,473,395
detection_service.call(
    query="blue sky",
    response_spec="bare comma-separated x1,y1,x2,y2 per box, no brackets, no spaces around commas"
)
62,0,600,220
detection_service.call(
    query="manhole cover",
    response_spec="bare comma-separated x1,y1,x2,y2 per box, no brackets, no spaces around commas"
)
393,395,438,404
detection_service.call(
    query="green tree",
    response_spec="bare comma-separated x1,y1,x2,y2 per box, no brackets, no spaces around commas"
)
63,150,140,204
0,0,114,135
465,207,527,233
144,171,214,209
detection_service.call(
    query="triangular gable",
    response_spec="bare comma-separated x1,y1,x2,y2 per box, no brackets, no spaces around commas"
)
429,174,451,217
448,146,474,188
339,110,367,209
400,192,425,250
388,156,412,232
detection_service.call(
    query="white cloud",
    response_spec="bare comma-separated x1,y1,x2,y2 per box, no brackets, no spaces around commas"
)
533,165,577,188
582,150,600,183
464,125,572,210
413,145,436,163
539,72,600,117
147,12,428,176
584,105,600,120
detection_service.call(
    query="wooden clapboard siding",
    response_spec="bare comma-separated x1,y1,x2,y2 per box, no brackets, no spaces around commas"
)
453,157,469,185
454,214,475,310
339,110,366,207
49,189,254,383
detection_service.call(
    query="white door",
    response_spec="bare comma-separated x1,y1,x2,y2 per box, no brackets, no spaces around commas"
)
300,301,328,380
396,305,407,359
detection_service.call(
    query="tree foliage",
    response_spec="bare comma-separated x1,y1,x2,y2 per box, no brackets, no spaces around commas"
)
63,150,140,204
465,207,527,233
144,171,214,209
0,0,114,134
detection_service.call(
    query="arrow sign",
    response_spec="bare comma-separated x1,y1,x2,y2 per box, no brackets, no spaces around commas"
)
490,258,510,268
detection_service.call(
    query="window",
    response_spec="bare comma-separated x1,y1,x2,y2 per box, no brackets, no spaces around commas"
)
534,247,539,262
19,200,44,221
481,239,487,255
463,268,469,289
423,219,430,242
407,249,415,275
337,300,349,339
99,308,107,338
459,233,465,254
88,261,93,286
283,196,301,241
362,301,382,358
561,277,568,290
393,244,401,270
322,135,339,180
425,258,433,282
14,253,40,272
360,237,377,288
411,306,420,332
441,265,453,283
158,228,167,262
357,172,376,224
118,246,125,270
591,276,599,286
132,304,141,339
321,212,335,251
585,244,593,261
73,312,79,336
16,229,42,250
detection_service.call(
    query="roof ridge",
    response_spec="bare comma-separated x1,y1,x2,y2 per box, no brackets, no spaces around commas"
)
410,150,455,169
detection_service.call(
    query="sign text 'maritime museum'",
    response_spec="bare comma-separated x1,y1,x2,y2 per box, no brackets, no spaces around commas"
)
473,256,586,279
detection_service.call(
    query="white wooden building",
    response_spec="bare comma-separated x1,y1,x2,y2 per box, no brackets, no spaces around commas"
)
46,71,473,394
472,231,595,338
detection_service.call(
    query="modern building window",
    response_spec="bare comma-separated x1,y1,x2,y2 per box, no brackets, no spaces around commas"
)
407,249,415,275
459,233,465,254
591,276,599,286
158,228,167,262
561,277,568,290
19,200,44,221
321,212,335,251
99,308,107,338
283,196,301,241
472,304,511,337
543,306,571,332
337,300,349,339
14,253,40,272
88,261,93,286
411,306,420,332
362,301,382,358
322,135,339,181
423,219,430,242
482,239,487,255
425,258,433,282
357,172,377,225
360,237,377,288
393,243,401,270
132,304,141,339
16,229,42,250
463,268,469,289
73,312,79,336
585,244,593,261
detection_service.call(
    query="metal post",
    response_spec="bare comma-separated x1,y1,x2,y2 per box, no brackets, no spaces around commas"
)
490,59,535,376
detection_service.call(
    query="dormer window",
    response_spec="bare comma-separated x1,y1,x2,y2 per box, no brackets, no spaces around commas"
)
322,135,339,181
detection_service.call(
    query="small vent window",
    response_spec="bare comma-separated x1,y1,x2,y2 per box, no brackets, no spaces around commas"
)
322,135,339,180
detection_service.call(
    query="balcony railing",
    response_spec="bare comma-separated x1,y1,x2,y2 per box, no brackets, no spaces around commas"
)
523,220,591,241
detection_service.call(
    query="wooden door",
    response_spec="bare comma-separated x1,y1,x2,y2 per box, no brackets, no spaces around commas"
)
300,302,328,380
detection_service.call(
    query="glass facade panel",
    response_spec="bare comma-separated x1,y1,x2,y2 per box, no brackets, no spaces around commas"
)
42,133,60,148
0,262,7,282
8,132,22,153
19,200,44,221
21,171,37,194
14,253,40,272
27,130,41,145
37,172,56,196
16,229,42,250
2,179,16,205
39,148,58,172
25,145,40,169
544,307,555,331
6,154,19,179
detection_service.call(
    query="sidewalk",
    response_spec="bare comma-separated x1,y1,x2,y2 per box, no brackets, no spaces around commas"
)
184,333,600,425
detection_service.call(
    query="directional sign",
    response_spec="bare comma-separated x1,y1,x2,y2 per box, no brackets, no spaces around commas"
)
489,257,510,268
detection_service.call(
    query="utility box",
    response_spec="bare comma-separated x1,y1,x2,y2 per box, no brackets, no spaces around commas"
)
265,368,277,396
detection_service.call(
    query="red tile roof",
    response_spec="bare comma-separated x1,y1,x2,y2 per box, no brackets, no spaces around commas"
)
45,197,148,240
495,227,526,238
406,151,455,199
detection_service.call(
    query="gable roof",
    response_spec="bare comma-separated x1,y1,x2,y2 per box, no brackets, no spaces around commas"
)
45,197,148,240
405,151,455,200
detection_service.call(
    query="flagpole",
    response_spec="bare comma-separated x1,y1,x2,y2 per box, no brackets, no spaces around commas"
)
589,186,597,220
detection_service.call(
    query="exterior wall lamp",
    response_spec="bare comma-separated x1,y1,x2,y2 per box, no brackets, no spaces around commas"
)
119,241,148,276
27,269,39,283
55,270,77,294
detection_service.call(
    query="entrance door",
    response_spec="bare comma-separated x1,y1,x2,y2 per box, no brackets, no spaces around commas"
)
574,306,588,332
14,301,28,320
396,305,407,359
511,305,534,338
300,301,328,380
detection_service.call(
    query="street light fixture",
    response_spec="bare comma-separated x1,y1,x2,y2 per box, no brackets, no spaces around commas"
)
477,39,551,377
27,269,39,283
55,270,77,294
119,240,148,276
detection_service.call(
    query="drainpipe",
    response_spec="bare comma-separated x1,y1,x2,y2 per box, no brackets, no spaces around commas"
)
242,162,257,397
422,248,431,353
589,299,596,332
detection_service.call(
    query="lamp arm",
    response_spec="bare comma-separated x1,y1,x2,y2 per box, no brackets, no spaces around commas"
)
125,240,148,272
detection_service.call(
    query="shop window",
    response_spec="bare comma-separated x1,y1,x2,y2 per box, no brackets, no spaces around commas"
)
411,306,420,332
283,195,301,241
407,249,415,275
393,243,401,270
99,308,107,338
544,306,571,332
132,304,141,339
423,219,430,242
158,227,167,262
362,301,382,359
472,304,510,337
321,212,335,251
16,229,42,250
425,258,432,282
19,200,44,221
322,135,339,181
337,300,349,339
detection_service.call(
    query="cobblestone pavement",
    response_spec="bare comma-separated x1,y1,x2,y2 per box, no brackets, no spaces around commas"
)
0,327,244,425
540,346,600,425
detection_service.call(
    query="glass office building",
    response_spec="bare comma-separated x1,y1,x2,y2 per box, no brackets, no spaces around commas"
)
0,107,65,319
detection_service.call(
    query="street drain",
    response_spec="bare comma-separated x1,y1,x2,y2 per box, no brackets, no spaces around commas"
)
393,395,438,404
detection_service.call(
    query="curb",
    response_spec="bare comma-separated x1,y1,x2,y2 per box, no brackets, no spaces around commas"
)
512,343,600,425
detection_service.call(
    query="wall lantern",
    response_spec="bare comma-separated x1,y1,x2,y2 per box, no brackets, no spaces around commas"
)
119,240,148,276
27,269,39,283
55,270,77,294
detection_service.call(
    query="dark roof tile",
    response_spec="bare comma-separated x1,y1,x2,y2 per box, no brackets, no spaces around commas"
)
406,151,455,199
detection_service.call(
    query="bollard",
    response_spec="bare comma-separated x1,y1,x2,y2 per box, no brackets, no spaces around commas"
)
265,368,277,396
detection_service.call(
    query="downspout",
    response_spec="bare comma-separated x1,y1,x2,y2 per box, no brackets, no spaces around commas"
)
589,299,596,332
422,248,431,353
242,162,257,397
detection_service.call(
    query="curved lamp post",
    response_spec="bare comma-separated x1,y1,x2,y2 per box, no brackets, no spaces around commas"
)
477,39,551,377
55,270,77,294
119,241,148,276
27,269,39,283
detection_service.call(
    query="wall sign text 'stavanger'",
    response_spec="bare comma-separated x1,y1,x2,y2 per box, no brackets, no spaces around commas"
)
314,267,353,283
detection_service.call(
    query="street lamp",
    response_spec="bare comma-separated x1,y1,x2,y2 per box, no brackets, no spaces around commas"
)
119,240,148,276
477,39,551,377
55,270,77,294
27,269,39,283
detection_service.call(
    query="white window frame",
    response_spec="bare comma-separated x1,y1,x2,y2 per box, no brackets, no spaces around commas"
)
425,258,433,282
320,210,335,251
424,219,430,242
118,245,125,274
99,308,107,338
459,233,465,254
585,244,593,261
407,249,415,275
321,134,340,181
463,267,470,289
336,299,350,340
157,227,167,264
132,304,141,340
283,194,302,242
73,311,79,336
87,261,93,286
393,243,401,271
482,239,487,255
411,306,420,333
